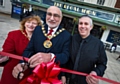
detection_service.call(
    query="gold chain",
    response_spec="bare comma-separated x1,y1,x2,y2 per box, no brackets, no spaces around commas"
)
21,30,30,40
41,25,65,40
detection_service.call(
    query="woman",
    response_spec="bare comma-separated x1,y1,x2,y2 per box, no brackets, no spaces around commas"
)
0,11,42,84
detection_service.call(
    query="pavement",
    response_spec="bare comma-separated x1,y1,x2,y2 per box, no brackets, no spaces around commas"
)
0,13,120,84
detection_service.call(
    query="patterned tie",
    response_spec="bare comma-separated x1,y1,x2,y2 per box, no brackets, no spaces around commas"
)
48,29,53,36
72,40,85,79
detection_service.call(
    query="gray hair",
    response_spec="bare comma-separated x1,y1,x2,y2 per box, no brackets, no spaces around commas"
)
79,15,93,26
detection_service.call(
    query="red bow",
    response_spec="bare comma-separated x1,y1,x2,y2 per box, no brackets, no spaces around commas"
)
20,60,62,84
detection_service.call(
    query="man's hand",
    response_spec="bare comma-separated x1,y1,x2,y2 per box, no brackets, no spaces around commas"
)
28,52,51,68
12,63,27,80
86,71,99,84
0,56,9,63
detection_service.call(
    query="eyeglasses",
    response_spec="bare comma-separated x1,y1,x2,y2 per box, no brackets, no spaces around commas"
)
46,12,61,18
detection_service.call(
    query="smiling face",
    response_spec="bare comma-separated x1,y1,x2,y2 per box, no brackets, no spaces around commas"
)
46,6,62,29
24,19,38,32
20,15,41,32
78,16,93,38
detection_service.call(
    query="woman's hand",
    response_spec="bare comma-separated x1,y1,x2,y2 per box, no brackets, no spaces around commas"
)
0,55,9,63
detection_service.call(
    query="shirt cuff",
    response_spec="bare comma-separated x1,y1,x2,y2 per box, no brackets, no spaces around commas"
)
50,53,55,60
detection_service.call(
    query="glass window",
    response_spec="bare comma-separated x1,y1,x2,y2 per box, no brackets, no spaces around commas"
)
0,0,4,6
97,0,105,5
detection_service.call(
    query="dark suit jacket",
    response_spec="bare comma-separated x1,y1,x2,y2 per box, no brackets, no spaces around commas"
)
23,24,71,65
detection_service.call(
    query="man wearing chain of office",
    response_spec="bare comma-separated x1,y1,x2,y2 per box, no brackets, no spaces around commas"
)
12,6,71,84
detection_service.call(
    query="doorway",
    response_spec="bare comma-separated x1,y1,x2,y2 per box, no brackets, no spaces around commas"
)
91,24,104,39
61,16,74,34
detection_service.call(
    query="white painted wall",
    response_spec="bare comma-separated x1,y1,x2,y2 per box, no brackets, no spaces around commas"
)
83,0,117,8
0,0,12,14
104,0,117,8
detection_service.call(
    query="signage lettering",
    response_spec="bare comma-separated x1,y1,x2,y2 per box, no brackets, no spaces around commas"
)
54,2,114,21
70,6,72,10
54,2,97,16
20,0,119,25
64,4,66,9
66,5,69,9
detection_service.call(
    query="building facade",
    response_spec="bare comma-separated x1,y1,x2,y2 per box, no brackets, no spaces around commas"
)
0,0,12,14
68,0,120,52
7,0,120,52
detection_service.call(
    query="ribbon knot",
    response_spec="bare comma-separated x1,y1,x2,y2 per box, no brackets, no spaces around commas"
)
20,60,62,84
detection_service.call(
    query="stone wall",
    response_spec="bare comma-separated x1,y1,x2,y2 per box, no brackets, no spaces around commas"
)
0,1,12,14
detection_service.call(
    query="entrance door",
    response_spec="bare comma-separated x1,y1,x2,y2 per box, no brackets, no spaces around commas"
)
90,24,103,39
61,16,74,34
61,16,79,35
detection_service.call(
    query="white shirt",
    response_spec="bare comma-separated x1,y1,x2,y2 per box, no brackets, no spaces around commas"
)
47,26,59,60
47,26,58,35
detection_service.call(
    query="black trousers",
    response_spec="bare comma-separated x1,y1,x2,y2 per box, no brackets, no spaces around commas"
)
68,76,87,84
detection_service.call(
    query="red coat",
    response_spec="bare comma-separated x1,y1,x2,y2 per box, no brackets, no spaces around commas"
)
0,30,30,84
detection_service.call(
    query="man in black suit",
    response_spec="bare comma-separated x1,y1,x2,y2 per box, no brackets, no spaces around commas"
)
12,6,71,84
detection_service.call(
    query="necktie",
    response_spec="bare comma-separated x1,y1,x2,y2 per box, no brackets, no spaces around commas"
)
72,40,85,79
48,29,53,36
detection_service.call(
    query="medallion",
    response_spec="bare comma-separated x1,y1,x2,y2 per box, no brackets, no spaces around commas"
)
41,25,65,48
43,40,52,48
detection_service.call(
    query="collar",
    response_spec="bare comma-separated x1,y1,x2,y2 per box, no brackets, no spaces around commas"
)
48,26,58,33
84,35,92,42
79,34,92,43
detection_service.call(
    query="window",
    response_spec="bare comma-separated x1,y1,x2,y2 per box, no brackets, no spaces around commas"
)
97,0,105,5
0,0,4,6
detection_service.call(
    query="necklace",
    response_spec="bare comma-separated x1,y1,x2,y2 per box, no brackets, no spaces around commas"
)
21,30,30,40
42,25,65,48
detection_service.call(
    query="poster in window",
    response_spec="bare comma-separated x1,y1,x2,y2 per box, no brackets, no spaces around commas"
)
106,30,120,45
13,6,22,14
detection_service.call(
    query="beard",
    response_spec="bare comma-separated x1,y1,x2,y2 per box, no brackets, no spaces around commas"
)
46,21,58,28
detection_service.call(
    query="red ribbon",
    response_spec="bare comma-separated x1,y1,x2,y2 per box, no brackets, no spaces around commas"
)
0,51,120,84
20,59,62,84
0,51,28,61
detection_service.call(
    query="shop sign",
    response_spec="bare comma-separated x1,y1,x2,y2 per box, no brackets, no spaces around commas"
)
115,15,120,24
54,2,115,22
42,0,54,6
13,6,22,14
30,0,41,3
20,0,116,23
